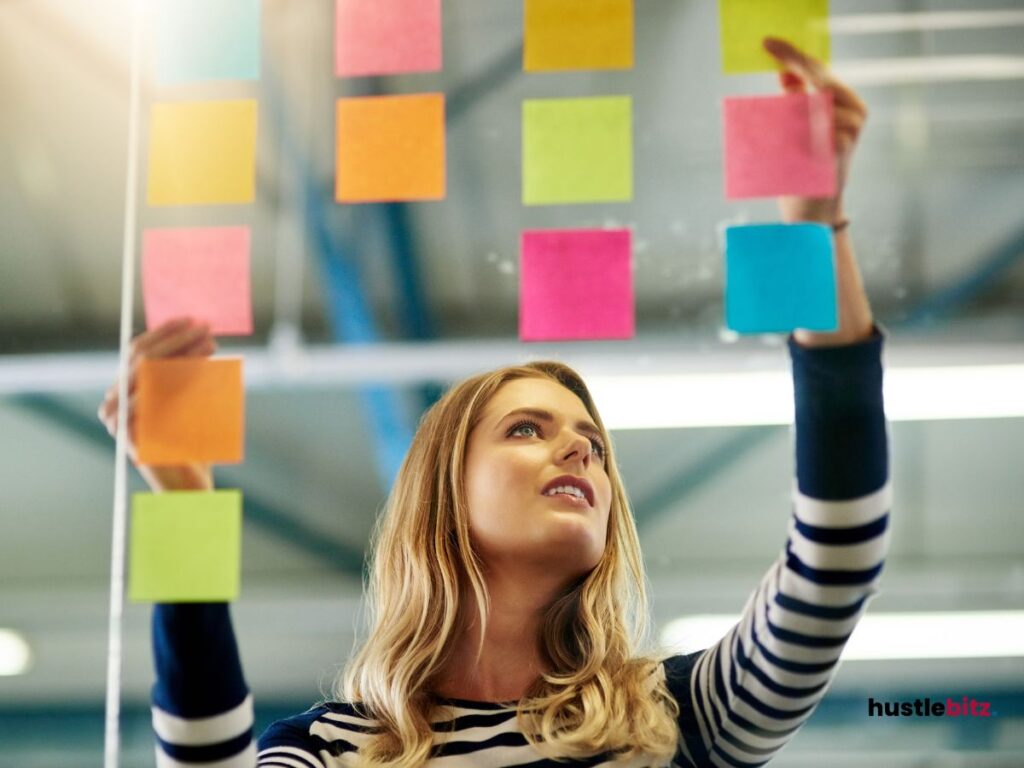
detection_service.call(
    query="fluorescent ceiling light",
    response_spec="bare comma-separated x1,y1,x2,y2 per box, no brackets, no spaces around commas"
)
0,629,32,676
661,611,1024,661
588,364,1024,429
834,56,1024,86
831,10,1024,35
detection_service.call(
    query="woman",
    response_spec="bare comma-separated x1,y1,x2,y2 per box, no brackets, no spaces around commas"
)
99,39,889,768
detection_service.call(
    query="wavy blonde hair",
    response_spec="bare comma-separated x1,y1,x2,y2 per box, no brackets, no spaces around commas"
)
337,361,681,767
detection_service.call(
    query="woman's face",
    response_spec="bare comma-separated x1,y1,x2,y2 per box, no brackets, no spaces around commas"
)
463,377,613,579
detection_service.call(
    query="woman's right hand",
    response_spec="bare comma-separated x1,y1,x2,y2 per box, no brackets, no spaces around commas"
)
97,317,218,493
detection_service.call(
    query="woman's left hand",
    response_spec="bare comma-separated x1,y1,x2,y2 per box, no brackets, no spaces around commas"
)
763,37,868,226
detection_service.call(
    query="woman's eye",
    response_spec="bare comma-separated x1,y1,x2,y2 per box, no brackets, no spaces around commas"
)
509,421,540,438
590,438,606,458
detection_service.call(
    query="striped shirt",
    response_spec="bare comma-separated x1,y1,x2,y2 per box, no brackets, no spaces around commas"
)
152,330,891,768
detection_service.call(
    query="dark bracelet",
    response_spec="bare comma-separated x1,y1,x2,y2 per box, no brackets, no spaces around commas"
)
832,218,851,234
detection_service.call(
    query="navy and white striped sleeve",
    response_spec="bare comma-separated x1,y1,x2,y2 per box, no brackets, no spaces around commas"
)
151,603,256,767
677,327,891,767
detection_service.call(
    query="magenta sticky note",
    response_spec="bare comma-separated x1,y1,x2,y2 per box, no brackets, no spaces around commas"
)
142,227,252,336
335,0,442,77
723,92,836,199
520,229,634,342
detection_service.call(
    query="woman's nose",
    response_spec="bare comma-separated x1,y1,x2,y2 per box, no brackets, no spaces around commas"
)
558,433,592,466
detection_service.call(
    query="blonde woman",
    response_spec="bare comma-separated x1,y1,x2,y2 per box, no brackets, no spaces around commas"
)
99,40,889,768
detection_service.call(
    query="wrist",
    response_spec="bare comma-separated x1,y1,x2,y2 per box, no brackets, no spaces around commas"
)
780,196,845,227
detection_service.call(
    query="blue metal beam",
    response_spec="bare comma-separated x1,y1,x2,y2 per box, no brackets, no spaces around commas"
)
264,70,414,490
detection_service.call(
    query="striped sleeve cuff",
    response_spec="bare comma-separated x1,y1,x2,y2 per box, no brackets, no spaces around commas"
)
153,694,254,766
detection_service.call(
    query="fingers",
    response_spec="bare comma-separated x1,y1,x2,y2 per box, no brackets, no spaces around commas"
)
97,391,137,437
763,37,828,86
179,333,218,358
99,317,218,436
130,318,213,363
763,37,868,117
129,317,191,359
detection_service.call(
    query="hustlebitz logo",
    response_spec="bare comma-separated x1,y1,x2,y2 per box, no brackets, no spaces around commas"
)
867,696,996,718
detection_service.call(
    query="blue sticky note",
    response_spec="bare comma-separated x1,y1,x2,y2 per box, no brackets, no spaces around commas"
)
153,0,261,84
724,223,837,334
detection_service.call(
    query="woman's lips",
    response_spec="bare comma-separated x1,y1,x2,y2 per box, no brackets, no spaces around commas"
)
543,491,590,508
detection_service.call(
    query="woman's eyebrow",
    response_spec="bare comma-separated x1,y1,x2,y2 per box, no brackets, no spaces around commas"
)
497,407,602,438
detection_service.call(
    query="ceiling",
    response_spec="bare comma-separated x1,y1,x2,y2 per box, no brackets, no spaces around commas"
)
1,0,1023,765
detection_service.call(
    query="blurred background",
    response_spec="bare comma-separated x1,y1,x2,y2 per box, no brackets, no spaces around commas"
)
1,0,1022,765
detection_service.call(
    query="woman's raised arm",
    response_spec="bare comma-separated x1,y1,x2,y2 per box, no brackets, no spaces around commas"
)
666,41,892,767
98,319,260,767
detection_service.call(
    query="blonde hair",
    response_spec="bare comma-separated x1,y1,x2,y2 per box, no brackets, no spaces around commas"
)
337,361,681,768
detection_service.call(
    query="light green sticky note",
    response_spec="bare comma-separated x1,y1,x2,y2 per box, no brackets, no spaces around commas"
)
129,490,242,603
719,0,830,74
523,96,633,205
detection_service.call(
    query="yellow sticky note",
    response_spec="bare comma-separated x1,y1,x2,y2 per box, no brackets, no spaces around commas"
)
524,0,633,72
719,0,830,74
129,490,242,603
147,100,258,205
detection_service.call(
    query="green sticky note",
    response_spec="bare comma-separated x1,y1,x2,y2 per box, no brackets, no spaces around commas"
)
523,96,633,205
129,490,242,603
719,0,830,74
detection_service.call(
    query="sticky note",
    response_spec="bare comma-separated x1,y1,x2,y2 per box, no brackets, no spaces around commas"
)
524,0,633,72
520,228,634,341
142,227,252,336
335,0,442,77
723,92,835,199
724,223,837,334
336,94,446,203
136,358,245,465
147,100,258,206
153,0,260,84
523,96,632,205
129,490,242,603
719,0,830,74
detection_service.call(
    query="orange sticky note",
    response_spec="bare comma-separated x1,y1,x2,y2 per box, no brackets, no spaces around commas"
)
147,100,258,206
136,358,245,465
524,0,634,72
335,93,446,203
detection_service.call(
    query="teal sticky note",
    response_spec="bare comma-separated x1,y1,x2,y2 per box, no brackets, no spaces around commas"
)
153,0,261,84
129,490,242,603
724,223,837,334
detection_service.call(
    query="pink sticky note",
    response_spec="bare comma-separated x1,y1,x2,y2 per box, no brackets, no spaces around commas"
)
335,0,442,77
723,92,836,199
520,229,634,342
142,227,252,336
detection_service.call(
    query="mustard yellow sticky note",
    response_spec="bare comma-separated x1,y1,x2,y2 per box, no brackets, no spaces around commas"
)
136,357,245,466
719,0,830,74
129,490,242,603
147,100,258,205
524,0,633,72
